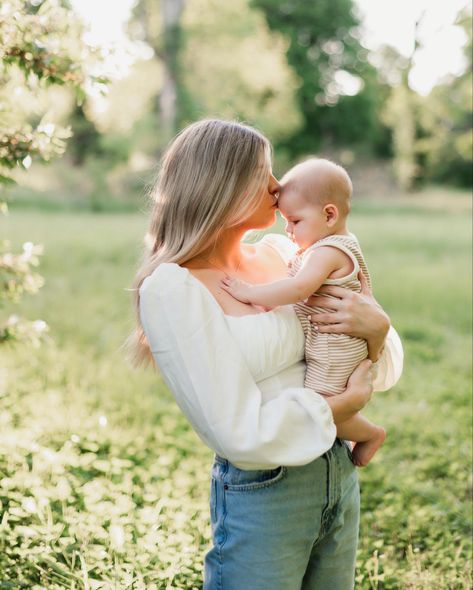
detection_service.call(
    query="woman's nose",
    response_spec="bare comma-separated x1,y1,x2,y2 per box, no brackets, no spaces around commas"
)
269,174,281,200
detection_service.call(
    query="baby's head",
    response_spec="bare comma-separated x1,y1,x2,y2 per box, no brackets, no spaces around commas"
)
278,158,352,249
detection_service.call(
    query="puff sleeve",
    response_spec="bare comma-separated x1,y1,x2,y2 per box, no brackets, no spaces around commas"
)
372,326,403,392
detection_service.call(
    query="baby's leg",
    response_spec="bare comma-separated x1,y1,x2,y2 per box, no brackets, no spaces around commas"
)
336,413,386,467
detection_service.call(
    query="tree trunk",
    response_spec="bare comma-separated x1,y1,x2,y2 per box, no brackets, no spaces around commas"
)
160,0,186,141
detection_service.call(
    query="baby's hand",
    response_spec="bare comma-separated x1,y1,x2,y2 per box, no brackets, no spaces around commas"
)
221,276,254,304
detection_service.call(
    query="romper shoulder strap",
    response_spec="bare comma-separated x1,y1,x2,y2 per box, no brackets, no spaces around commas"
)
304,234,371,289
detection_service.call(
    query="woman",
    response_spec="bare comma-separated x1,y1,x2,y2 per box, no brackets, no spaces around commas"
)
127,119,403,589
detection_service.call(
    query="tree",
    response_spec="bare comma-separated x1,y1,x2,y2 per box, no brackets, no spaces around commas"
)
381,8,472,190
381,17,424,191
0,0,104,345
251,0,384,155
181,0,301,148
129,0,302,168
417,9,472,187
131,0,187,143
67,103,104,166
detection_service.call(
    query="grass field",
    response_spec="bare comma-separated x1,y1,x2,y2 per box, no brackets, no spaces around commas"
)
1,194,472,589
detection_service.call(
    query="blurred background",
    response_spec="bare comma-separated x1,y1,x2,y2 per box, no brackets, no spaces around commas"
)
1,1,472,588
2,0,472,210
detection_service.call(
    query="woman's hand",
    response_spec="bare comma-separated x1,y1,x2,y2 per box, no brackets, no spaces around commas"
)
324,359,374,424
345,359,374,410
308,271,390,361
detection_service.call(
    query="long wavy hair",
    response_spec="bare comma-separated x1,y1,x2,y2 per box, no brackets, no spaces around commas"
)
124,119,271,369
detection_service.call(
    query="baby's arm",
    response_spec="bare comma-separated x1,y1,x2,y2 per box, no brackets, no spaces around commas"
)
221,246,348,307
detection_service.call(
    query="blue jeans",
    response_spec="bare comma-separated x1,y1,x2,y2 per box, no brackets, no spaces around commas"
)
204,439,359,590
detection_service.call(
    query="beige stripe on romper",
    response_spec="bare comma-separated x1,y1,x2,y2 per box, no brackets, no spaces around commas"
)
288,234,371,397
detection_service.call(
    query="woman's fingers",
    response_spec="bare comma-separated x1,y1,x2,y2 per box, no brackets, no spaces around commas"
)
316,285,349,299
347,359,374,398
358,271,372,296
307,285,354,309
310,312,340,324
307,295,342,310
314,323,348,334
356,358,373,373
357,359,374,388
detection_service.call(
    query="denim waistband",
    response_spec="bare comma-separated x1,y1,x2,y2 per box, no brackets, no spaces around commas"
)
214,438,346,468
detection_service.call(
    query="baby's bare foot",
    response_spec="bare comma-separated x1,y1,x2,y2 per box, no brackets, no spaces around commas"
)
352,427,386,467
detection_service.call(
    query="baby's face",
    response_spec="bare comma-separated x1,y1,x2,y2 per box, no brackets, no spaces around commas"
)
278,189,327,250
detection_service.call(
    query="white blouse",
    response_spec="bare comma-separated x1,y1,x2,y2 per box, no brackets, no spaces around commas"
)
139,234,403,470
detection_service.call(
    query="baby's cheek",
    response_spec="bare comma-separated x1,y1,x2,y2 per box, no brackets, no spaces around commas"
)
297,232,308,247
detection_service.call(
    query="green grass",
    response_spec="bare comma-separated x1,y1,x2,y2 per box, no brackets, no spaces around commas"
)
1,196,471,589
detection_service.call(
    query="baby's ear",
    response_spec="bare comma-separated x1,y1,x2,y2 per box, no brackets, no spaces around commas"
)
323,203,339,226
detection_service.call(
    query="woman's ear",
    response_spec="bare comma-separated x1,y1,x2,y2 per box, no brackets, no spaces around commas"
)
323,204,339,227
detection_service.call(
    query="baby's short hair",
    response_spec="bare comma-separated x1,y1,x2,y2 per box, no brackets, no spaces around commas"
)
281,158,353,216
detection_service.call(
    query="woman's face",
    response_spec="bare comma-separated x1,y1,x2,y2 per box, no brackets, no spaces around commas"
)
242,169,280,230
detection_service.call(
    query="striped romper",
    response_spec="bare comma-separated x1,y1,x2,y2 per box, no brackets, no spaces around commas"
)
288,233,371,397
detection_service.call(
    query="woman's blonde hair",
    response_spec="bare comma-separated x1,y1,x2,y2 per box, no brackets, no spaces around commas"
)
124,119,271,369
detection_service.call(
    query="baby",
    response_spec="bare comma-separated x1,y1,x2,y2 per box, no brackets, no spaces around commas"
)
221,158,386,467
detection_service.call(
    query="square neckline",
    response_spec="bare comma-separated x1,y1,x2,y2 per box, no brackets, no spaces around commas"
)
181,265,279,319
178,233,294,319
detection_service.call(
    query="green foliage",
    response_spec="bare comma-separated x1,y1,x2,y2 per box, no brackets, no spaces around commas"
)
1,198,471,587
1,0,84,86
0,0,106,346
0,0,104,186
0,124,72,173
181,0,302,144
130,0,189,142
383,83,419,191
67,104,106,167
0,239,50,345
0,239,44,304
380,9,472,190
128,0,302,152
251,0,386,154
417,10,472,188
5,0,468,214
